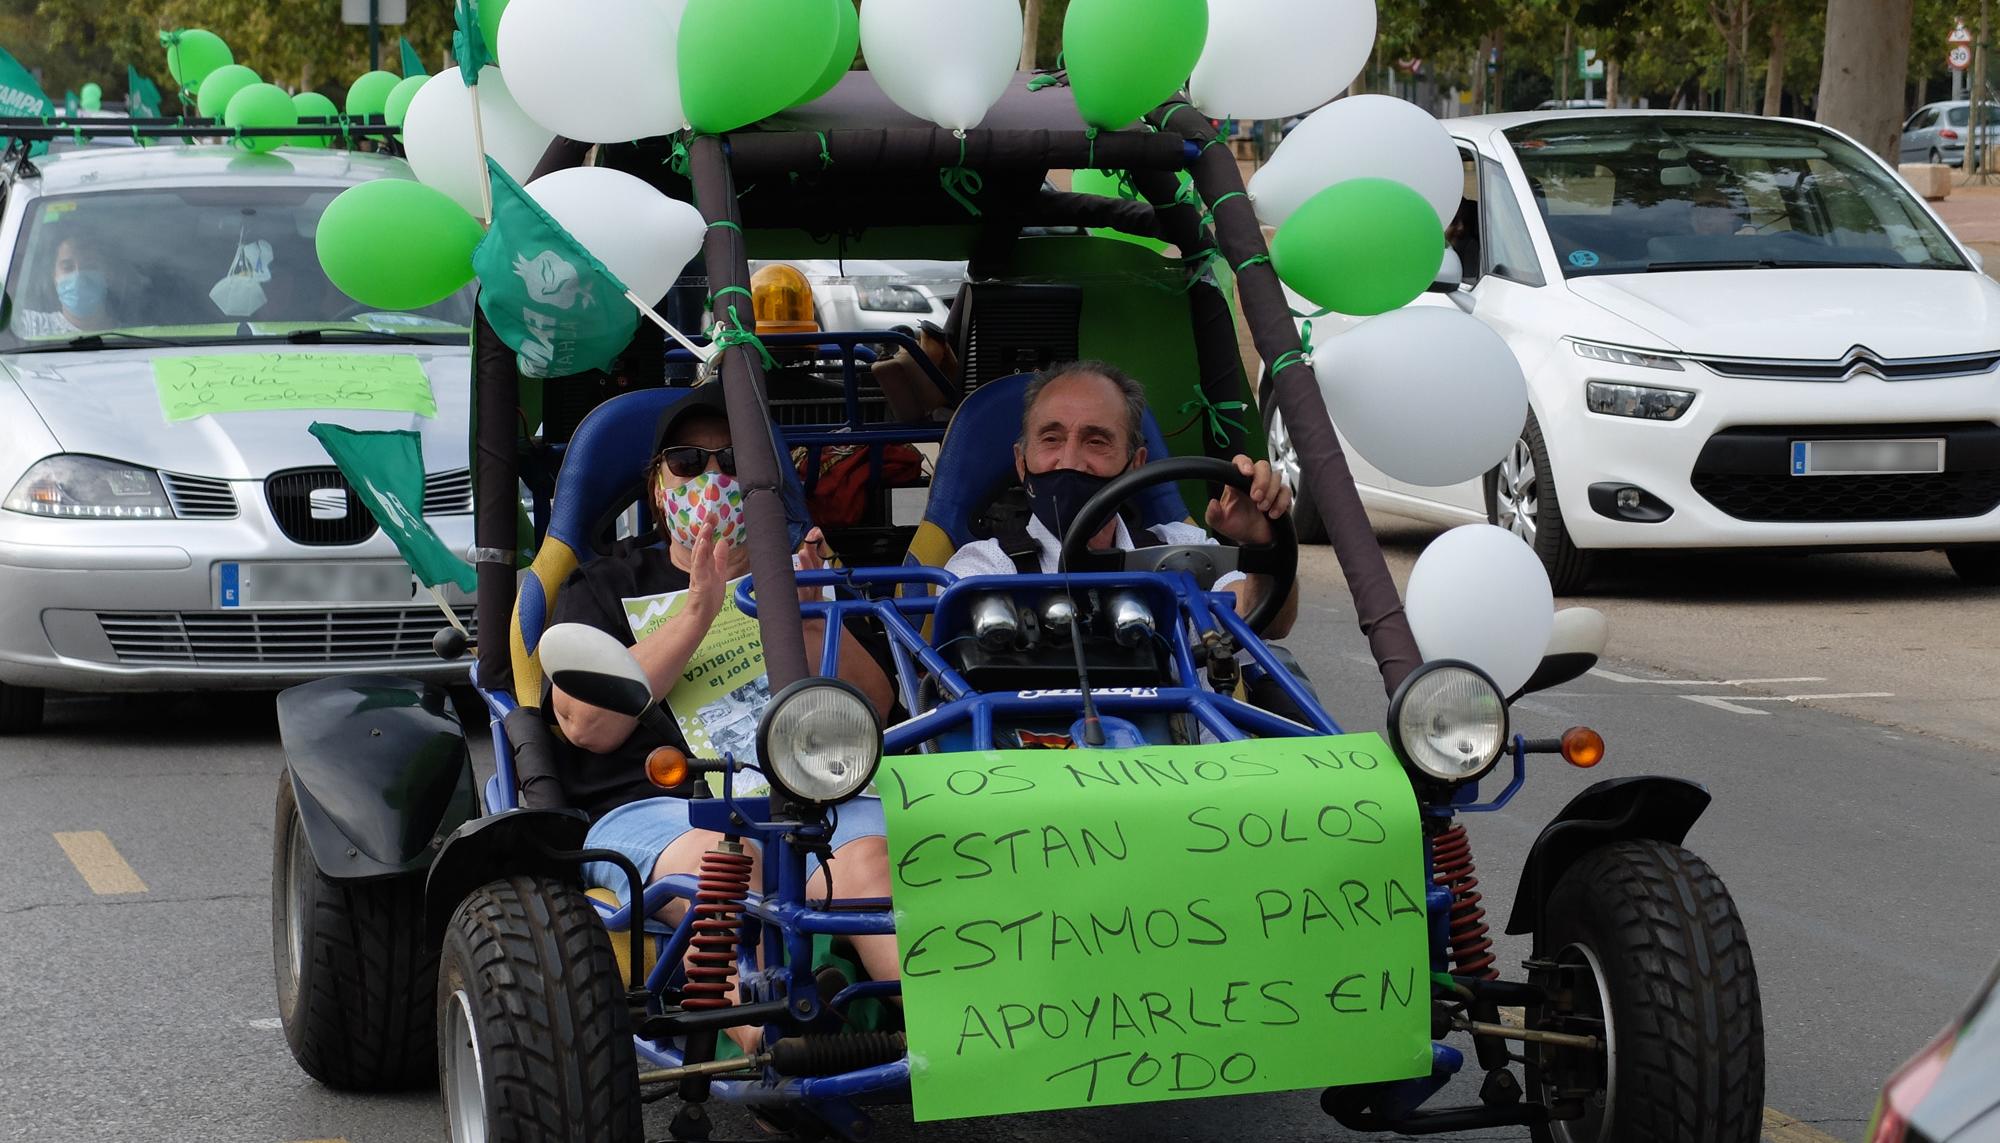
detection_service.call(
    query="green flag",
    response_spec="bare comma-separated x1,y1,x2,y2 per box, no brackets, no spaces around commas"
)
308,423,477,593
126,65,161,118
0,45,53,156
453,0,490,83
472,157,639,380
63,90,78,116
399,37,428,78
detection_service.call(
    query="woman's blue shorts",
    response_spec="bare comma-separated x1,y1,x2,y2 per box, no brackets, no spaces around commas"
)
582,795,888,906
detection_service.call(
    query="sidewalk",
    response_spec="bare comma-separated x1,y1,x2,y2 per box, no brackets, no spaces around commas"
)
1928,182,2000,269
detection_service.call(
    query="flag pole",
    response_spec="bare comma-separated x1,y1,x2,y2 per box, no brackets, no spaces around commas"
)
427,584,471,637
468,85,495,226
625,289,716,362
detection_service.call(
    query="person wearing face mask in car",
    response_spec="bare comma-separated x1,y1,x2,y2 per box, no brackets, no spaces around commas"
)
15,235,120,338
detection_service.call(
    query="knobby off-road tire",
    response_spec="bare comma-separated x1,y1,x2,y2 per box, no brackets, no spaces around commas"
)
272,775,438,1090
437,874,641,1143
1531,839,1763,1143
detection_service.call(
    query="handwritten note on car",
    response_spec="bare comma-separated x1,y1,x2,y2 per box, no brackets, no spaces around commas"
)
879,734,1431,1121
152,353,437,422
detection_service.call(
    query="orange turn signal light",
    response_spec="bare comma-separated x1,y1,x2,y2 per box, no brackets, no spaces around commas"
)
646,747,691,789
1560,727,1606,768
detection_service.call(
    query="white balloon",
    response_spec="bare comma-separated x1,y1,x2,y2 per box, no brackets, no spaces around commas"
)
1191,0,1375,120
401,67,557,219
1312,307,1528,488
1405,524,1555,697
859,0,1019,131
1252,95,1465,228
525,167,704,306
498,0,687,143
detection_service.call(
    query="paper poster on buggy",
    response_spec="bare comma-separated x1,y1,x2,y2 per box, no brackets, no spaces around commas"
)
623,579,770,787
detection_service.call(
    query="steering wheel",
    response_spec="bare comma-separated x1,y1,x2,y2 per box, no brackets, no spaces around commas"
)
1058,456,1298,634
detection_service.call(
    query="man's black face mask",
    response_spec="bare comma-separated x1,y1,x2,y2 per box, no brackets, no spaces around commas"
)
1024,467,1117,540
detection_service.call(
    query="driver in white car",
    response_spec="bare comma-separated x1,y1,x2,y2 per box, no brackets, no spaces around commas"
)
944,361,1299,638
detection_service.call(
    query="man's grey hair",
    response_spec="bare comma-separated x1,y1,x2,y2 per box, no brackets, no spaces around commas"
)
1020,360,1147,457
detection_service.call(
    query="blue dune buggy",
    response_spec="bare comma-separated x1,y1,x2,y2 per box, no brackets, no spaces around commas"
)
269,75,1762,1143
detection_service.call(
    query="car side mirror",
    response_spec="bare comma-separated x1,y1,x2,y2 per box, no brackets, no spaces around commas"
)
1970,248,1987,273
1509,608,1609,701
540,622,653,717
1428,248,1464,294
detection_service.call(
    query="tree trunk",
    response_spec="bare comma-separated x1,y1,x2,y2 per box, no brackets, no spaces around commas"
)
1560,22,1572,105
1817,0,1916,158
1763,21,1785,116
1606,57,1621,109
1020,0,1042,71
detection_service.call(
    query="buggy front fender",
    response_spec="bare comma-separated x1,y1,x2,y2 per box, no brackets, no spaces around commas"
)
1503,776,1711,936
277,674,476,882
424,808,591,944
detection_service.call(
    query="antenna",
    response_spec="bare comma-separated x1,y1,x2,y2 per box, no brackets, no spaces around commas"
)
1069,606,1105,747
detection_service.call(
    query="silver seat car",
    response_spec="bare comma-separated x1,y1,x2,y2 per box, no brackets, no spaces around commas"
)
0,144,476,732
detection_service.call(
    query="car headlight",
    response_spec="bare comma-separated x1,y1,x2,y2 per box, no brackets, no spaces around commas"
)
857,283,932,313
4,455,173,519
757,678,882,805
1572,340,1683,371
1387,661,1509,784
1585,380,1696,421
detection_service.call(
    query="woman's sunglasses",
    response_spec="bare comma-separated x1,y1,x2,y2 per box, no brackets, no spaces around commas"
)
658,445,736,479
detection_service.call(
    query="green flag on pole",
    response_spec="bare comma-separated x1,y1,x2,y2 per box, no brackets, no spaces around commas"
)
308,423,477,593
399,37,428,78
453,0,490,83
63,90,78,116
126,65,162,118
473,158,639,380
0,45,53,156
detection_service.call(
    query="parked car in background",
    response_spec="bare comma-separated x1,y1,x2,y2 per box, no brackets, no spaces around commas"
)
1899,101,2000,167
749,258,964,331
1273,110,2000,592
1867,958,2000,1141
0,144,476,732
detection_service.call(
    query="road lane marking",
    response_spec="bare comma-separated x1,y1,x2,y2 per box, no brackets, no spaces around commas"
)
1591,668,1827,686
52,831,147,895
1684,695,1772,715
248,1017,283,1031
1762,1107,1847,1143
1684,692,1895,716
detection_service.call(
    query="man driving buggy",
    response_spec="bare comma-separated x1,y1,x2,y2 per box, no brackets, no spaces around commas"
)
945,360,1301,638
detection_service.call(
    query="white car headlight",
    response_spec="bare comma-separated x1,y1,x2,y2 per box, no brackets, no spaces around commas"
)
1585,380,1696,421
857,283,932,313
1387,662,1509,785
4,455,173,519
1572,340,1683,371
758,678,882,805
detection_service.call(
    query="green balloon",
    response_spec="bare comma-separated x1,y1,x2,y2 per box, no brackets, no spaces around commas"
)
794,0,859,108
1072,167,1170,254
291,92,340,148
163,28,233,93
316,179,483,311
479,0,509,64
224,83,298,154
385,75,427,128
196,64,260,119
80,83,102,112
1064,0,1208,131
1272,178,1444,317
679,0,838,133
345,70,401,119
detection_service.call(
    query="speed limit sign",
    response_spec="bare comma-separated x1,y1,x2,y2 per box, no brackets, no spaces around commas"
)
1951,44,1973,71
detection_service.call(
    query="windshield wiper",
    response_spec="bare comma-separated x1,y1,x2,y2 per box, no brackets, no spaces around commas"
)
1647,258,1923,273
1645,259,1782,272
275,326,451,345
8,331,201,353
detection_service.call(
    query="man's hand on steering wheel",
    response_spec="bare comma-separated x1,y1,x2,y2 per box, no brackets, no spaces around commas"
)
1205,455,1294,545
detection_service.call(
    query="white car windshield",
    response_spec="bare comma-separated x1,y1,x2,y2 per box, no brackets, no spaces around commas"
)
1504,116,1968,277
1,184,474,351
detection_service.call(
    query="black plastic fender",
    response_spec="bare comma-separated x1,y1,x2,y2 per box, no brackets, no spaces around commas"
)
423,807,592,944
1504,775,1711,936
277,674,477,881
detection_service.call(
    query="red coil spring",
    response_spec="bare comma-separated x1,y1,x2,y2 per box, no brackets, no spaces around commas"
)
683,846,753,1010
1430,823,1497,980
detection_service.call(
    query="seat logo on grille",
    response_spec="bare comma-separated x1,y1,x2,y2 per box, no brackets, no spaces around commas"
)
308,487,348,520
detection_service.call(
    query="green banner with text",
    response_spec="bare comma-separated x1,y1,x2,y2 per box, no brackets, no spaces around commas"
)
880,734,1432,1122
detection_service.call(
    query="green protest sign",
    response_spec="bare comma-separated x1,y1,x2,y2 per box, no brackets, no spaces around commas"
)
152,352,437,421
880,734,1432,1122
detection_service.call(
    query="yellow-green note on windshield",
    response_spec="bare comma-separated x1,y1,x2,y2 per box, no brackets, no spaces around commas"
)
879,734,1432,1121
153,353,437,422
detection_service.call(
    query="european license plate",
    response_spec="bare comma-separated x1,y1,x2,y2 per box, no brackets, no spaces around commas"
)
218,561,417,608
1790,439,1945,477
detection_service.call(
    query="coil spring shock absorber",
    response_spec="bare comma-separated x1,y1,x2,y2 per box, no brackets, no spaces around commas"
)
1430,822,1497,980
684,840,753,1010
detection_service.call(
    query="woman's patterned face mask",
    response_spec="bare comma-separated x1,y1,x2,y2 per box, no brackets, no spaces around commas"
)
657,467,749,549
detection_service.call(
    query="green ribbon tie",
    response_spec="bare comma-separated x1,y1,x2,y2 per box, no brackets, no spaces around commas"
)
667,134,691,177
1200,189,1247,231
940,133,983,217
710,303,776,371
816,130,833,169
1270,320,1315,377
1178,389,1249,448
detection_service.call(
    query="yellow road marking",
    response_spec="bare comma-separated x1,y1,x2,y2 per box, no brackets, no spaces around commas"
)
52,831,147,895
1763,1107,1847,1143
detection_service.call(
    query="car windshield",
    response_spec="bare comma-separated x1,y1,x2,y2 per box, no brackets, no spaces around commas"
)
0,184,474,351
1504,116,1968,277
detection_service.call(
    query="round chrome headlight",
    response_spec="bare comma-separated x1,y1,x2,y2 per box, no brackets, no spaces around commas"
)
1387,661,1509,784
756,678,882,805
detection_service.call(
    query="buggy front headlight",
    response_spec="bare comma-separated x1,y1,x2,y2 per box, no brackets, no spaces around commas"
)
757,678,881,805
1387,661,1509,784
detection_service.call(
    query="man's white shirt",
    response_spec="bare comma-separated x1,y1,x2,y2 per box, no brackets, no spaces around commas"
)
944,514,1247,592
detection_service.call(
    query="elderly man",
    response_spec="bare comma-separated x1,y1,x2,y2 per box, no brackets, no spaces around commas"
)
945,360,1299,638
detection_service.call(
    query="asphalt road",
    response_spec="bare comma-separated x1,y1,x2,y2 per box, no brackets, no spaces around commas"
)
2,536,1996,1143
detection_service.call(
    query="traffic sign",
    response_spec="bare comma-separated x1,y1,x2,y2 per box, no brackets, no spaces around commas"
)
1951,20,1974,44
341,0,407,24
1952,44,1974,71
1577,48,1604,80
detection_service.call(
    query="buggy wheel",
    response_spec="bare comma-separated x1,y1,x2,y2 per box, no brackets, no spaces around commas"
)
1527,840,1763,1143
272,774,437,1090
438,875,641,1143
0,680,44,734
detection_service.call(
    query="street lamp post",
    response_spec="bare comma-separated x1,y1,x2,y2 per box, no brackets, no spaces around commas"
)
1973,0,1994,185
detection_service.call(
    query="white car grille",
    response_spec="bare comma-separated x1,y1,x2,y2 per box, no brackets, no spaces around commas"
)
159,473,239,519
96,607,476,666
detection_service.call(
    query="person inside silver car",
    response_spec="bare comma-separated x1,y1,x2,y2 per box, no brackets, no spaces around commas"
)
14,232,123,338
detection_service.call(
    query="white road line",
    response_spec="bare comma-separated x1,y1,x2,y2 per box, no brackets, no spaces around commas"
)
1590,668,1827,686
1683,695,1772,715
1684,692,1895,715
248,1017,283,1031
